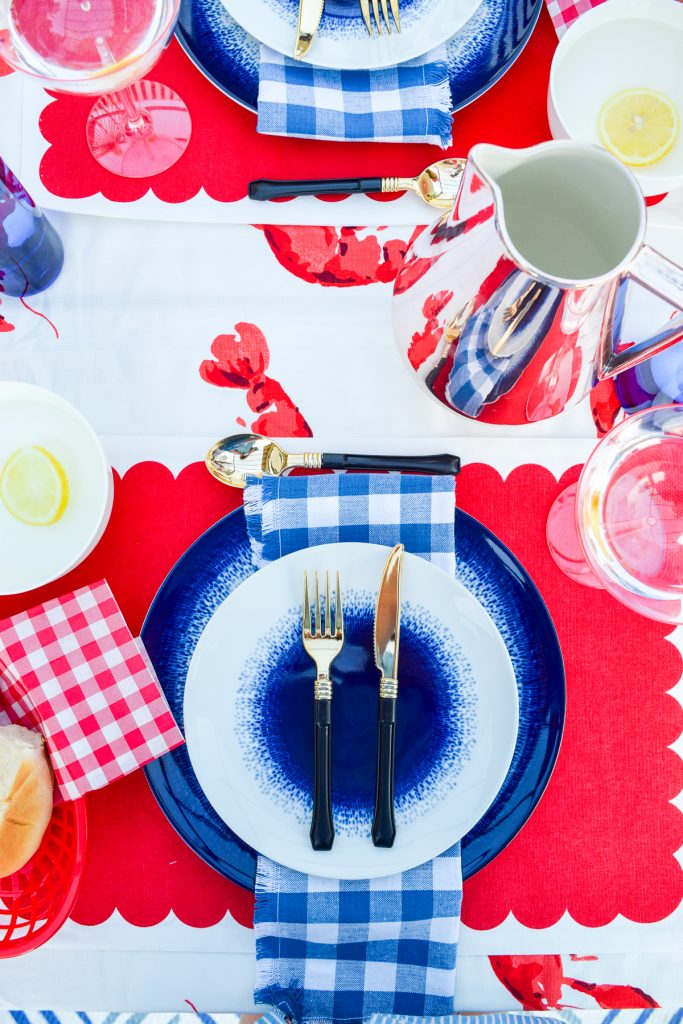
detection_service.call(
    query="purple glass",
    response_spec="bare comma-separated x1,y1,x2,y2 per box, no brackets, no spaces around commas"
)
0,159,64,298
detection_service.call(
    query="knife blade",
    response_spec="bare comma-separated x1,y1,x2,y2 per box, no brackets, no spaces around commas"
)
372,543,404,848
294,0,324,59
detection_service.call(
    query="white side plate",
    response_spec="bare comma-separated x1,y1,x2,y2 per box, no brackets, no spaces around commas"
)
0,382,112,596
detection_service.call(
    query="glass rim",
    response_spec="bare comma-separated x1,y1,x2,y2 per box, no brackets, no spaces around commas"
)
0,0,179,86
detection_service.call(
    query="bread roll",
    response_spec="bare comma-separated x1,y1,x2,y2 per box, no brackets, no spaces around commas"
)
0,724,53,878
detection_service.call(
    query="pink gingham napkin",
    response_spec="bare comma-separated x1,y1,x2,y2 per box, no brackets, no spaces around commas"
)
545,0,606,35
0,580,184,801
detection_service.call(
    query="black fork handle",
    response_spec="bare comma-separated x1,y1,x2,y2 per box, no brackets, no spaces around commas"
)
310,697,334,851
249,178,383,201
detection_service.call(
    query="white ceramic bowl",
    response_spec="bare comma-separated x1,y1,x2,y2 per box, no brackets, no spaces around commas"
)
0,382,113,596
548,0,683,197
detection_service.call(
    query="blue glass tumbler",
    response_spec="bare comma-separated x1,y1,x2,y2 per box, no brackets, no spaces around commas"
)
0,160,64,298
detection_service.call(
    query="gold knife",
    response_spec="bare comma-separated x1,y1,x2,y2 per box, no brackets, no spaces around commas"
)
372,543,404,848
295,0,324,59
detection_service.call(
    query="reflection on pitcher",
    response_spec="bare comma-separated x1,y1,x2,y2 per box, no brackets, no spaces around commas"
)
392,140,683,425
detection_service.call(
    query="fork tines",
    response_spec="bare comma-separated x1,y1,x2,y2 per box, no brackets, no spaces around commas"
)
360,0,400,35
303,570,344,642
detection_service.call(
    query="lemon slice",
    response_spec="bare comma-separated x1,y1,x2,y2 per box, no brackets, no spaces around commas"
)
598,88,679,167
0,446,69,526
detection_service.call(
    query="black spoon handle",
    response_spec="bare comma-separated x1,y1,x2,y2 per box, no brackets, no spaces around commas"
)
322,452,460,475
372,696,396,848
249,178,383,201
310,697,334,851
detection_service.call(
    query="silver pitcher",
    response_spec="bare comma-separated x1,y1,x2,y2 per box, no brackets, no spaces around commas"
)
392,141,683,424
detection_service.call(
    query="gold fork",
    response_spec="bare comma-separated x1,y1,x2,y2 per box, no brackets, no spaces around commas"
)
360,0,400,35
302,570,344,851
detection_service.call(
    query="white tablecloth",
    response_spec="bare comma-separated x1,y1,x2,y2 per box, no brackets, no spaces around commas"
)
0,206,681,1012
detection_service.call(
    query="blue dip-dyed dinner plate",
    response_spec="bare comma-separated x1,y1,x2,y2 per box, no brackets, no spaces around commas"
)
143,506,564,888
182,542,519,878
175,0,543,114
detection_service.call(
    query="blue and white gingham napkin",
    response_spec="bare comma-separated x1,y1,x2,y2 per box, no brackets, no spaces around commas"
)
257,45,453,147
255,848,462,1023
244,472,456,574
244,471,461,1024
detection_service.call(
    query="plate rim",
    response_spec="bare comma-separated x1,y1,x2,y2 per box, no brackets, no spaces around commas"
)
174,0,544,115
143,504,565,889
182,539,520,879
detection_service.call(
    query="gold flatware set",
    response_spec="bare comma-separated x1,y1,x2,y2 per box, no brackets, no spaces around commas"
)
303,545,404,852
207,432,456,854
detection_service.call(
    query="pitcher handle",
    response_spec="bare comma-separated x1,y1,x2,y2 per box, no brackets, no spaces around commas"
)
604,244,683,377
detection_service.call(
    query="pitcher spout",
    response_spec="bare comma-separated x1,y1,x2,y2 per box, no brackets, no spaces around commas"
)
469,140,646,288
469,143,531,188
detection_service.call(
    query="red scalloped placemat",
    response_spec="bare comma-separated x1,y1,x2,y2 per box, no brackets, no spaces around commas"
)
0,459,680,931
36,10,557,205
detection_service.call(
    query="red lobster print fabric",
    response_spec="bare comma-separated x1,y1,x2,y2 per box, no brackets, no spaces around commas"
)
489,956,659,1010
256,226,422,288
200,321,312,437
0,461,679,934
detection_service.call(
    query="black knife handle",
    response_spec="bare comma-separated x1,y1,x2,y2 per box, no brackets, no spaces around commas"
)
310,697,334,851
322,453,460,475
249,178,383,201
372,696,396,848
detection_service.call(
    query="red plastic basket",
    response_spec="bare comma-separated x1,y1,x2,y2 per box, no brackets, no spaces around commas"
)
0,796,87,956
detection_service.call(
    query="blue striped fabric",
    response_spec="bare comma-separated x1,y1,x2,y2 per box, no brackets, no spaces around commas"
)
8,1010,683,1024
255,1012,682,1024
257,45,453,146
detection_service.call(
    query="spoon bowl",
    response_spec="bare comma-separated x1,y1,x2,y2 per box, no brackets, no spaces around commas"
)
206,434,290,488
412,158,466,208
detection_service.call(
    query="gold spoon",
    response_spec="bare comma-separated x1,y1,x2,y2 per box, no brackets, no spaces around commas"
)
207,433,461,489
248,158,466,210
